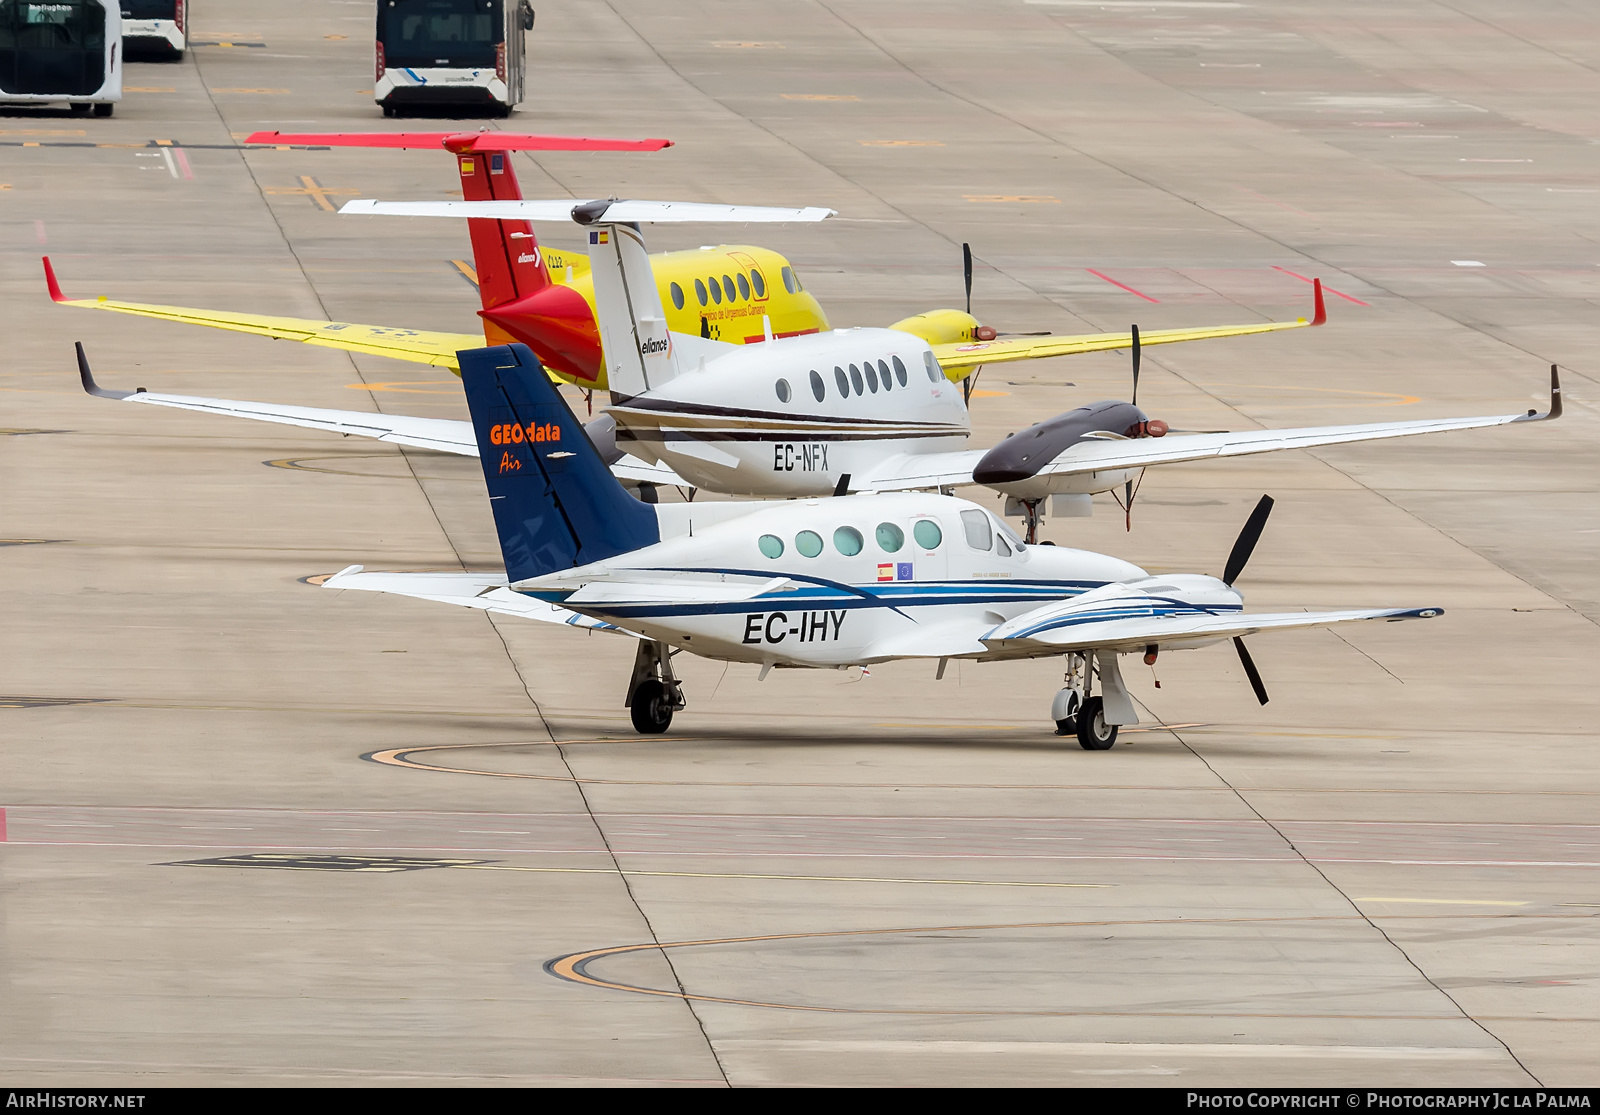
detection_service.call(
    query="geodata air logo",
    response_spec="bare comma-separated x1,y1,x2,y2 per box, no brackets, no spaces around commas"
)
488,421,561,445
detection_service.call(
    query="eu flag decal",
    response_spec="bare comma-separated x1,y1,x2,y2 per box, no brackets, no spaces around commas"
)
897,562,913,581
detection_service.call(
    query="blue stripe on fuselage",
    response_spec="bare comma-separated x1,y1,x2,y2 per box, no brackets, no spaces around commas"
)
516,571,1113,621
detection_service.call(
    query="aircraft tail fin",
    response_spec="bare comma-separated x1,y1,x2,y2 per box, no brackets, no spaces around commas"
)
452,147,551,311
460,344,659,583
585,222,680,399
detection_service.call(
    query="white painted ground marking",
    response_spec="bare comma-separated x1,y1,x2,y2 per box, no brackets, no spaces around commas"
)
1452,260,1486,267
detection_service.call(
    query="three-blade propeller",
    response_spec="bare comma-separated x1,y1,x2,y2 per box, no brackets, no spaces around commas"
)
1223,494,1275,705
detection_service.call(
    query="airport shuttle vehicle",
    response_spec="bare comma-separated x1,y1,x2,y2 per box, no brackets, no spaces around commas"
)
376,0,535,117
320,343,1446,743
119,0,183,56
0,0,121,115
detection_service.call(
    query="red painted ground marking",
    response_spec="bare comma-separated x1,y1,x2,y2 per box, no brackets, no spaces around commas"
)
174,148,194,179
1273,265,1369,306
1,808,7,842
1085,268,1159,303
33,220,46,245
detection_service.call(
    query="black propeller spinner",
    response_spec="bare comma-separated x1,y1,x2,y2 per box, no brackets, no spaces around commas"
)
1223,494,1275,705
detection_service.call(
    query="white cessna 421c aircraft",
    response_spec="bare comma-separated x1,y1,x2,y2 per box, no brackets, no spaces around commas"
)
304,341,1462,745
70,197,1561,540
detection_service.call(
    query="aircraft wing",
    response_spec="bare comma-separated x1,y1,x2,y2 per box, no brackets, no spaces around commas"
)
931,282,1327,375
852,450,989,493
983,604,1441,654
322,567,635,634
71,345,692,483
44,257,478,370
1028,372,1561,478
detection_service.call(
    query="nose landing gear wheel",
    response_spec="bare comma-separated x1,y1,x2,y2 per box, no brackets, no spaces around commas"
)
629,679,674,734
1075,696,1117,750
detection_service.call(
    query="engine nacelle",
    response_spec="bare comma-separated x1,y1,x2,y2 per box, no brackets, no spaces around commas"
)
888,308,994,350
974,400,1166,499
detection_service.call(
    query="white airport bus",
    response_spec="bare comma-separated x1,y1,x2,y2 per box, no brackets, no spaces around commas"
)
119,0,184,57
375,0,533,118
0,0,121,115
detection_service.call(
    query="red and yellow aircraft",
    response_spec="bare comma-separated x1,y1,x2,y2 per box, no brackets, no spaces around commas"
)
44,131,1325,388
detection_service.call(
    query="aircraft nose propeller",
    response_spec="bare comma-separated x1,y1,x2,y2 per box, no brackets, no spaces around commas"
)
1222,494,1275,705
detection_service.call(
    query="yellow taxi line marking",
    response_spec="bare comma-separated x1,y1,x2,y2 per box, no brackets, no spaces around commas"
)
548,912,1587,1014
263,176,358,211
343,380,458,393
450,259,480,287
861,140,946,146
715,41,782,47
457,865,1109,889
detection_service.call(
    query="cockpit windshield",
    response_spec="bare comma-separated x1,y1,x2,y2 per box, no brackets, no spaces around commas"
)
377,0,501,69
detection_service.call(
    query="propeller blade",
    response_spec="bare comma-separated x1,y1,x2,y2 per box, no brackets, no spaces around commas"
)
1130,323,1141,407
962,242,973,315
1222,494,1274,586
1233,637,1270,705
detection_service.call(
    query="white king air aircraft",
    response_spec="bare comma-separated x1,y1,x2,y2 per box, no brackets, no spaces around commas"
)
71,196,1563,537
313,341,1447,745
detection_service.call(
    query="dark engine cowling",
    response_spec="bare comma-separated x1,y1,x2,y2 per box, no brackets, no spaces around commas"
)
972,401,1167,484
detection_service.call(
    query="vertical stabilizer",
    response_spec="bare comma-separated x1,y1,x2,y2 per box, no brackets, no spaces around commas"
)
460,344,659,583
447,143,551,311
584,222,680,399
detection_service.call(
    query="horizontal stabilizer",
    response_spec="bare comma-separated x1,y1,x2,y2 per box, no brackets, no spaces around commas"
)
341,199,837,224
245,131,673,152
321,568,632,633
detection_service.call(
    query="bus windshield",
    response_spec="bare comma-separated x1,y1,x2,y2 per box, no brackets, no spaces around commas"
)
378,0,501,69
0,0,107,96
120,1,175,17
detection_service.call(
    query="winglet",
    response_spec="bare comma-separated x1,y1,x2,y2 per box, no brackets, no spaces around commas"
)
74,342,134,400
1514,365,1562,423
42,256,68,303
1310,278,1327,327
323,564,364,588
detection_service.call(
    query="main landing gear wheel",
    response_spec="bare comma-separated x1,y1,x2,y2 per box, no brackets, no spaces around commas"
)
629,679,674,734
1075,696,1117,751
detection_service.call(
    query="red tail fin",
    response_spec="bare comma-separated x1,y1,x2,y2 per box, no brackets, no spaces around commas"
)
447,142,549,311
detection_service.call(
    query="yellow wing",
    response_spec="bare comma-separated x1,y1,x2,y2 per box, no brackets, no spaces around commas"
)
932,282,1327,376
46,258,478,371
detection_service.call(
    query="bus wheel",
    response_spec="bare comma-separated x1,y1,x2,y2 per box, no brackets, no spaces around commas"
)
69,103,90,115
382,105,397,118
92,103,113,117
